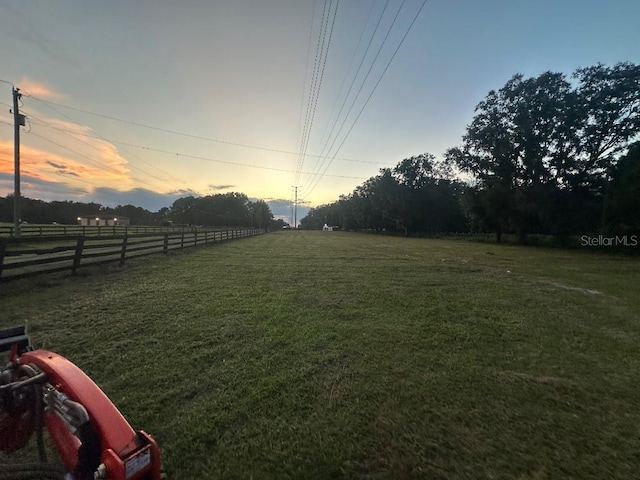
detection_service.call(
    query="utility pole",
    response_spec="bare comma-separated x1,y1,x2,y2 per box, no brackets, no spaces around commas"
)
12,87,25,237
292,186,298,229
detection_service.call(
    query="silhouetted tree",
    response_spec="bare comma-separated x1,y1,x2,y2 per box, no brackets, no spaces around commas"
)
447,62,640,241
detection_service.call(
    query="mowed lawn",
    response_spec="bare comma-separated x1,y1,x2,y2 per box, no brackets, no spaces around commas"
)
1,231,639,479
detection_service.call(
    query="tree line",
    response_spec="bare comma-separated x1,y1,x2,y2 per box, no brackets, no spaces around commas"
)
0,192,286,231
301,62,640,242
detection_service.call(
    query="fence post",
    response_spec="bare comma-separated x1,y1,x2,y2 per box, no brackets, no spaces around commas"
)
163,233,169,254
181,230,185,250
72,237,85,275
194,231,198,247
0,239,5,280
204,231,208,245
120,234,128,266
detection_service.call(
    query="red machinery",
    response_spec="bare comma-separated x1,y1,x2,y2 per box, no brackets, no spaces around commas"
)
0,326,162,480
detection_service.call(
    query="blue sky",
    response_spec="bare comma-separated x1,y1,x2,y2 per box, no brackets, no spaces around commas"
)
0,0,638,223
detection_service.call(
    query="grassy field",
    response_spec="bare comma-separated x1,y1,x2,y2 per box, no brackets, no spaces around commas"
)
1,231,639,479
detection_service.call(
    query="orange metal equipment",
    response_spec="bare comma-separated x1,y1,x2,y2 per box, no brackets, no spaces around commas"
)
0,326,162,480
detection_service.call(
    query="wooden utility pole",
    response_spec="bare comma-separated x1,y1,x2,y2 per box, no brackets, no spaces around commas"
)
12,87,24,237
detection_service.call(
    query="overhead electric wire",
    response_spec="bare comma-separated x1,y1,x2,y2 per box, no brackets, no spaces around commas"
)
295,0,318,169
314,0,379,156
24,112,183,190
25,127,173,194
24,94,368,163
303,0,391,189
295,0,340,186
303,0,406,194
25,96,187,190
100,140,366,180
11,130,121,192
11,118,371,180
54,171,103,189
295,0,331,183
305,0,429,196
29,132,141,182
27,129,116,172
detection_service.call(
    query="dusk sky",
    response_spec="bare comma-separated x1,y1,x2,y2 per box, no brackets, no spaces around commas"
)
1,0,639,222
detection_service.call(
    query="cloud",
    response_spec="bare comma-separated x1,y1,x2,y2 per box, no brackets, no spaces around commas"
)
0,109,133,195
78,187,202,211
0,140,131,189
257,198,310,224
208,184,236,191
45,160,67,169
0,172,199,211
18,77,63,99
0,171,88,197
167,189,201,198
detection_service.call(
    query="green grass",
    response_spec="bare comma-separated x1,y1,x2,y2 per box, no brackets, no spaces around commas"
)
1,231,639,479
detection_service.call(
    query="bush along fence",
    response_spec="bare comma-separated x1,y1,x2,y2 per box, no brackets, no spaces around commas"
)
0,229,262,282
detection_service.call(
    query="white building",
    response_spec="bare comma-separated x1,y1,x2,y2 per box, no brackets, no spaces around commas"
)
77,215,130,227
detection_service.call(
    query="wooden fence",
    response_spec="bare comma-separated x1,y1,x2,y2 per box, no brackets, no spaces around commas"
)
0,229,261,282
0,224,216,238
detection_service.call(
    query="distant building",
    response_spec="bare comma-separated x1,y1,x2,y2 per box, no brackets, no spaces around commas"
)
77,215,130,227
322,224,333,232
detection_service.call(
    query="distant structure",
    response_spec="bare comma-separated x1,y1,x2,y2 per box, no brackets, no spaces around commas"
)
77,215,130,227
322,224,333,232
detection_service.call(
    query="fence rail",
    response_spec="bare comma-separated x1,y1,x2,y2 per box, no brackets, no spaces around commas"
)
0,229,261,282
0,224,227,238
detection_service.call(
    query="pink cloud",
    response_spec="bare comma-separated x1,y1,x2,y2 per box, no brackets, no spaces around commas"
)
17,77,63,99
0,140,132,190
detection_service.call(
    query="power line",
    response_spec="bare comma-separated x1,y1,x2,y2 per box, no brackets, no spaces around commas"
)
295,0,318,172
24,112,184,189
25,103,387,166
10,117,371,179
295,0,340,186
304,0,391,188
100,140,367,180
296,0,332,182
25,97,187,189
314,0,379,157
304,0,405,193
27,130,117,172
305,0,428,196
24,94,369,163
26,130,171,193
